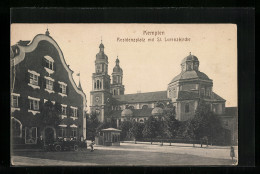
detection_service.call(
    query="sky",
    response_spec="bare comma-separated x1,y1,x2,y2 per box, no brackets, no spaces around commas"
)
11,24,237,109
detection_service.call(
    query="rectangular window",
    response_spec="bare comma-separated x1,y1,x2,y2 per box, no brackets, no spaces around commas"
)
11,95,19,108
72,108,78,117
29,73,38,85
29,99,39,110
201,88,205,96
45,59,54,70
60,84,66,94
62,106,67,115
71,128,77,137
46,79,54,90
59,128,67,137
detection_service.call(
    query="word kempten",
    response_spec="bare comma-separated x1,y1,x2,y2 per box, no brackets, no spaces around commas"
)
143,30,165,36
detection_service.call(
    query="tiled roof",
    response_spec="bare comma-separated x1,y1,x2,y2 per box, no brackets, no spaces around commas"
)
110,108,154,118
211,92,226,101
113,91,170,104
170,71,211,83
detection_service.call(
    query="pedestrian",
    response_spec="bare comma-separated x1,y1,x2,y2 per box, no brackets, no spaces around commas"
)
230,146,235,162
89,140,95,152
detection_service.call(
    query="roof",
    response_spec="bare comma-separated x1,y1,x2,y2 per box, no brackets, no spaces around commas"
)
96,52,108,60
121,108,133,117
181,54,199,64
170,70,211,83
113,91,170,104
211,92,226,101
177,91,225,102
101,128,121,132
113,65,123,73
151,107,164,116
110,108,154,118
225,107,238,116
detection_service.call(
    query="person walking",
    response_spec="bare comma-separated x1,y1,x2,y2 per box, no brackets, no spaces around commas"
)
89,141,95,152
230,146,235,162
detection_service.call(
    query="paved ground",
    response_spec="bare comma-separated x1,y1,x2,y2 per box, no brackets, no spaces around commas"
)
11,142,238,166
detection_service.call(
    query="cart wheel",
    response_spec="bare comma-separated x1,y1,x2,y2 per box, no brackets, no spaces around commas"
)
55,145,62,152
74,145,78,151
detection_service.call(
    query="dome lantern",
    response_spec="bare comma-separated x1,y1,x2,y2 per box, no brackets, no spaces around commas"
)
181,52,200,72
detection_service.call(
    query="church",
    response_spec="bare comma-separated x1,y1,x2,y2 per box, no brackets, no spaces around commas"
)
90,41,237,142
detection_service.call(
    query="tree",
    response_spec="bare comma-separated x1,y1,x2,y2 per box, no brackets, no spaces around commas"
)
190,100,224,146
39,101,62,128
129,121,144,143
142,116,158,144
86,112,100,140
119,121,132,140
162,105,179,145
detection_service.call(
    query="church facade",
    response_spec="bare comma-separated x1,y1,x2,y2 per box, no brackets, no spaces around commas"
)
89,42,237,143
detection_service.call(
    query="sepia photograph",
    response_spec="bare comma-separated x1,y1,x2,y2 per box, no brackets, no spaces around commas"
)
10,24,238,166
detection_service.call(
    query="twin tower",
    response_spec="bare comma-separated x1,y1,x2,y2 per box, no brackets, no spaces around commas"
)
90,41,125,122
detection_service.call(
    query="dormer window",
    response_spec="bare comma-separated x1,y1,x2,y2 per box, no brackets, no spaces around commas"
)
44,56,54,70
43,56,55,75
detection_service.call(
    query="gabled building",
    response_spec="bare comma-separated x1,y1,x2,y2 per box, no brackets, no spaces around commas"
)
10,29,87,147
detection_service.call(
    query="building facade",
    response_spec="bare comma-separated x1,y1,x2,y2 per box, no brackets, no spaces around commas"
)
89,42,237,144
10,30,87,147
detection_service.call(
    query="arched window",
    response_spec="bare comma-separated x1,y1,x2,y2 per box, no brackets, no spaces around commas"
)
129,106,134,109
158,102,165,109
97,80,100,89
94,82,96,89
113,89,116,95
185,103,189,113
142,105,148,109
12,118,22,138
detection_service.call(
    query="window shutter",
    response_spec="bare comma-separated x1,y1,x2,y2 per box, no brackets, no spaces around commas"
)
66,86,69,95
59,84,62,93
53,62,56,71
77,108,80,118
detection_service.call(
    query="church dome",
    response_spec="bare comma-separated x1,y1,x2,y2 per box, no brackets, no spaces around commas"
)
99,43,104,49
121,109,133,117
113,57,123,73
170,70,210,83
151,107,164,116
181,53,199,64
96,52,108,60
113,66,122,73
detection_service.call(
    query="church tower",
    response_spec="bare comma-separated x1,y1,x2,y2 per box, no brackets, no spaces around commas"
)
90,41,112,122
111,56,125,95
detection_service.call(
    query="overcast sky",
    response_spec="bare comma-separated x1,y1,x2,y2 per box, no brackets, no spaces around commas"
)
11,24,237,109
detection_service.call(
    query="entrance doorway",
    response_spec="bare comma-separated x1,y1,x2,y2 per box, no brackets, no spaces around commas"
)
44,127,56,145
